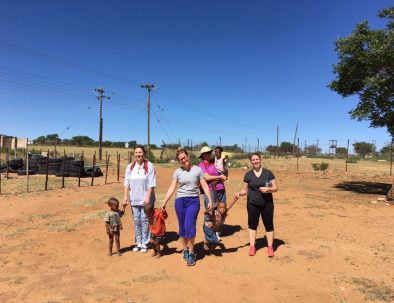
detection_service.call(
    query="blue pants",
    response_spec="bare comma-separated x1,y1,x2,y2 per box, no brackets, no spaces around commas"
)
175,196,200,239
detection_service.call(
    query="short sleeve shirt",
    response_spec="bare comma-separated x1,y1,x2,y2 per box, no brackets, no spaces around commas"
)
198,161,225,191
124,161,156,206
243,169,275,206
173,165,205,198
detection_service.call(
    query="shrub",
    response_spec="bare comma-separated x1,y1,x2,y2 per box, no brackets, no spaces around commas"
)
311,162,329,171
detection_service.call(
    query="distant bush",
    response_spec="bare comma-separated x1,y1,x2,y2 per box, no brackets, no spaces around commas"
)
347,156,359,163
311,162,329,171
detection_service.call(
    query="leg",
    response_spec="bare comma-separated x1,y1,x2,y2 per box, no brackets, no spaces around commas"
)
141,207,150,248
261,202,275,257
247,202,260,256
151,239,158,257
108,234,114,256
183,197,200,253
114,232,121,256
132,206,142,250
155,241,162,258
175,198,190,258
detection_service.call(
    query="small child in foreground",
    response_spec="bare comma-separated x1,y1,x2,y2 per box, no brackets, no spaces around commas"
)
203,196,238,251
104,197,126,256
144,203,168,258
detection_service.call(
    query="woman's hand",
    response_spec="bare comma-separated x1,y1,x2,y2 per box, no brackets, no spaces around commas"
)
207,201,213,210
259,186,270,193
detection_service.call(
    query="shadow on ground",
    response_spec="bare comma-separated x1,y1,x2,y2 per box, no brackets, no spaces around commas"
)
334,181,391,195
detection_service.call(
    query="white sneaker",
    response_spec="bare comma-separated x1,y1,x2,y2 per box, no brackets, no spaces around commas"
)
140,244,148,253
216,232,222,242
132,244,141,252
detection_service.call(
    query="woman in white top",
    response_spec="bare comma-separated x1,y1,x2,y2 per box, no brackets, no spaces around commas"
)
123,145,156,253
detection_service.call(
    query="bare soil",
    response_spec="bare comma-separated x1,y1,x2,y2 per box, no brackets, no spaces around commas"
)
0,160,393,303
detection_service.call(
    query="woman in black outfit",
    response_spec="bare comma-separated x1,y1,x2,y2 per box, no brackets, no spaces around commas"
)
234,153,278,257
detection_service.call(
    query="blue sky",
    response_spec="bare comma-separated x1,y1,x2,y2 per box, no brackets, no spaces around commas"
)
0,0,392,152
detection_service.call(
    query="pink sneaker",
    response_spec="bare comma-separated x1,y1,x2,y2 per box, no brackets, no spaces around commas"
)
248,245,256,256
267,246,274,257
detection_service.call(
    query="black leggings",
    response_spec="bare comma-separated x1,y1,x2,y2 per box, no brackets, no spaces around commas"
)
247,202,274,232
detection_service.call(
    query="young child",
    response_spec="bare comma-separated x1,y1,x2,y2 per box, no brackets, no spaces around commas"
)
203,196,238,251
104,197,126,256
214,147,228,177
144,203,168,258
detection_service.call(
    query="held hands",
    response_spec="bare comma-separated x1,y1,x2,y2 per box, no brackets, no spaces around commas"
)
122,197,129,207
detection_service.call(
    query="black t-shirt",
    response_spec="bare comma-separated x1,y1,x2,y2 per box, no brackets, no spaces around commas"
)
243,168,275,206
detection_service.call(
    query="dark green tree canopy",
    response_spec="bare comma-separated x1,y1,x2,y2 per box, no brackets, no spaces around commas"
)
329,7,394,137
353,141,375,158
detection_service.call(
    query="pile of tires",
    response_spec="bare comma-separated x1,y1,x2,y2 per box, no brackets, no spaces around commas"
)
37,158,62,175
0,164,6,173
8,159,23,172
85,167,103,177
17,154,43,175
56,159,86,178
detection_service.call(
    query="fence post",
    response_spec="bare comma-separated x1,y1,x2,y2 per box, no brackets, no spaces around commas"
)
105,153,110,185
78,151,84,187
61,149,66,188
6,148,9,179
91,151,96,186
26,141,29,193
390,139,393,176
117,151,120,182
45,149,49,191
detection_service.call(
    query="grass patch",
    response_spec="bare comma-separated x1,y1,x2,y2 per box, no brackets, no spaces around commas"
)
46,220,76,232
73,199,98,207
132,270,180,283
351,277,394,302
222,267,250,275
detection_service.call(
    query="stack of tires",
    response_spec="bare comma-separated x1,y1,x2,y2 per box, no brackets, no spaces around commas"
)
37,158,63,175
8,159,24,172
17,154,44,175
85,167,103,177
56,158,86,178
0,164,6,173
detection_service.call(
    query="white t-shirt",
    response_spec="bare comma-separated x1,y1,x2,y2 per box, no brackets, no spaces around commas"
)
124,161,156,206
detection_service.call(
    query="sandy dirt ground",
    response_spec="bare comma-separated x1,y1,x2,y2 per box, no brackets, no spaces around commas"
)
0,160,393,303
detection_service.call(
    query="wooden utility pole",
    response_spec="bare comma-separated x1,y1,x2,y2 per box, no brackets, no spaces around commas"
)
293,123,298,156
141,83,155,160
275,125,279,159
95,87,110,161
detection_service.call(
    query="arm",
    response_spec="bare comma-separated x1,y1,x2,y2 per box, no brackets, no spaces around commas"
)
123,164,131,206
105,222,110,235
123,186,130,206
145,162,157,204
200,178,213,210
119,203,126,215
203,173,227,182
234,182,249,199
161,179,177,209
259,179,279,193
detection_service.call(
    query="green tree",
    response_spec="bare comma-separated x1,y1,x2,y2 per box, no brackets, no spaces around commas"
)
279,141,294,154
266,145,277,155
353,142,374,158
70,136,95,146
336,147,348,156
304,144,322,156
329,7,394,138
33,136,47,144
380,143,393,154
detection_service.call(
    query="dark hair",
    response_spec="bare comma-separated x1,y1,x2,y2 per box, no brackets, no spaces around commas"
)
249,152,261,161
134,144,146,154
143,202,154,215
107,197,119,207
176,148,189,160
215,146,223,152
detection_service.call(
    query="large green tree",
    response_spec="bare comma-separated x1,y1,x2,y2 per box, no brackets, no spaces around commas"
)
329,7,394,137
353,141,374,158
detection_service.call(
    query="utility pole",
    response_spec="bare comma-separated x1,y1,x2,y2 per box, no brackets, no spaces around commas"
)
293,123,298,156
141,83,155,160
95,87,110,160
257,137,260,152
219,136,222,146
